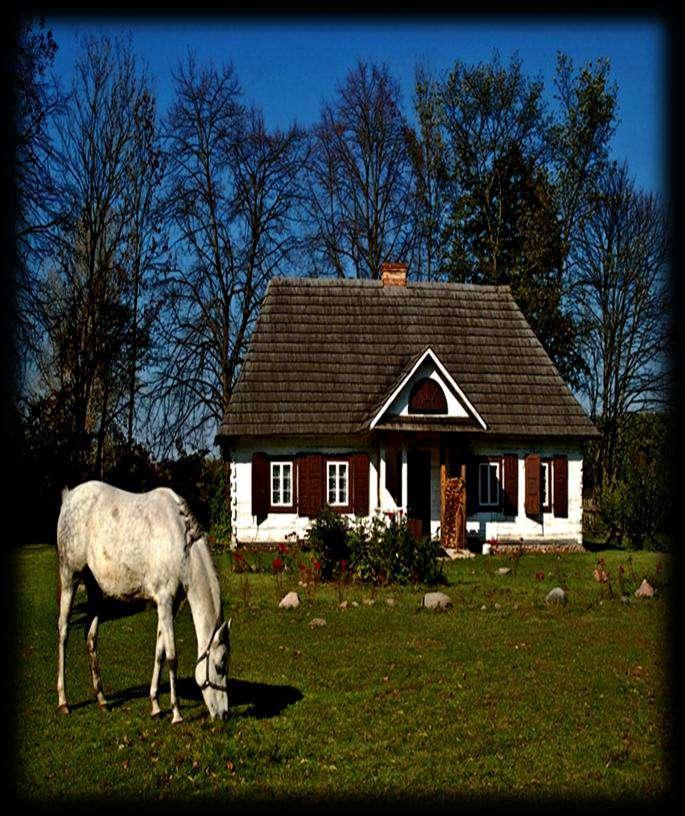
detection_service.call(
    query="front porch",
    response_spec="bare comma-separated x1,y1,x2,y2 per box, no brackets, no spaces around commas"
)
374,431,471,548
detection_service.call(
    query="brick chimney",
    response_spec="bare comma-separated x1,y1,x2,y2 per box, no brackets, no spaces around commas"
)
381,261,408,287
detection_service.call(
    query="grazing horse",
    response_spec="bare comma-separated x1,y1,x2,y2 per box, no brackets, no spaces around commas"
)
56,481,230,723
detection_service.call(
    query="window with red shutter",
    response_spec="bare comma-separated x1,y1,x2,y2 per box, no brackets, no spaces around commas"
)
251,452,269,519
553,455,568,517
524,454,541,516
503,454,518,516
351,452,370,515
297,453,323,517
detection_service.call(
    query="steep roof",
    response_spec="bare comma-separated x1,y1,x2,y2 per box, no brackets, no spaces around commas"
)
217,277,599,441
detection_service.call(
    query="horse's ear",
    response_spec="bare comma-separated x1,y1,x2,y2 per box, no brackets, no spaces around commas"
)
214,621,228,644
227,617,232,631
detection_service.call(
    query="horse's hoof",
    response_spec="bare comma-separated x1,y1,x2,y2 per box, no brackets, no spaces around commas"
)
98,700,109,711
57,704,70,715
151,709,162,719
171,713,183,725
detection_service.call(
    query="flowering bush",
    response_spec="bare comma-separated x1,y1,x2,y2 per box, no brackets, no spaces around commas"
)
303,508,350,580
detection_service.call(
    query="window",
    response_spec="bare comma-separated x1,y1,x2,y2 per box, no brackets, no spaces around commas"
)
270,462,293,507
327,461,348,506
540,460,553,512
408,377,448,414
478,460,500,507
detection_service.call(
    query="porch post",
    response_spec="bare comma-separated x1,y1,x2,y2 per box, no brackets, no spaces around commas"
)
401,443,408,514
379,435,387,511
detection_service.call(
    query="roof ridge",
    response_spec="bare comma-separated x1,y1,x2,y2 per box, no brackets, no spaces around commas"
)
268,276,511,293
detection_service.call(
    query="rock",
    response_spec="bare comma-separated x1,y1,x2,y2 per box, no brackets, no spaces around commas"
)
635,579,655,599
363,598,375,606
497,567,511,575
339,600,349,609
351,601,359,608
386,597,396,607
445,548,476,560
545,587,568,605
480,604,487,611
423,591,452,610
278,591,300,610
309,617,326,628
494,602,502,610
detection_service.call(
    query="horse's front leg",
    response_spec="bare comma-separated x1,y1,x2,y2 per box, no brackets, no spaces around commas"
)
56,567,76,713
149,623,166,718
157,599,183,724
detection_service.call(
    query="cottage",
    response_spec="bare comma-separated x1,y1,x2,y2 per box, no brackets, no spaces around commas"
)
216,263,599,551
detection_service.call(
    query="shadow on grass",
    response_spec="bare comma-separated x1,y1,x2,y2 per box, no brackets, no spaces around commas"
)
68,676,302,721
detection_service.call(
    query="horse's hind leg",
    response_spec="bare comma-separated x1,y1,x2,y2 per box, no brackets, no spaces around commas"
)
56,565,76,713
84,573,108,709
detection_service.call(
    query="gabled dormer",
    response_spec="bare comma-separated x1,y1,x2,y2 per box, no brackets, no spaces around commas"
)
369,347,487,431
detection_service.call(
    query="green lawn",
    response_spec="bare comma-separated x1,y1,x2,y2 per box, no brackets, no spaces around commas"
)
12,544,672,803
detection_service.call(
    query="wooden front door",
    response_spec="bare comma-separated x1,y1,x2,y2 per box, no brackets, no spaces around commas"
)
441,470,466,550
407,449,432,539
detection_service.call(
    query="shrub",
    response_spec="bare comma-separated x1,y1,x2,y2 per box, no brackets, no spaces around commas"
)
347,513,444,585
303,508,350,580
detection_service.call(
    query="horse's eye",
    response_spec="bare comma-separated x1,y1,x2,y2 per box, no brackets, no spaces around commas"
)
215,663,225,676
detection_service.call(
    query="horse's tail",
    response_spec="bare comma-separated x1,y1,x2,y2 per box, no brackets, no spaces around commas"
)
176,495,204,552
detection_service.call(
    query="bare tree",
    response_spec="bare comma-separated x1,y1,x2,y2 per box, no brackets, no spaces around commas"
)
149,55,309,455
406,66,450,281
9,16,63,392
36,35,161,478
573,162,670,486
305,61,415,279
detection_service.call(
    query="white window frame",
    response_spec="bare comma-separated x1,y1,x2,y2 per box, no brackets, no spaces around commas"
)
541,460,553,512
270,461,293,507
327,461,349,507
478,460,500,507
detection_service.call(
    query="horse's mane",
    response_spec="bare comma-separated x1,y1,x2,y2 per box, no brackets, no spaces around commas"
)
174,495,204,554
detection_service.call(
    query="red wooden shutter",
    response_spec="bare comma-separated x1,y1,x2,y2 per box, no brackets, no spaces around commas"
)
251,452,269,518
524,454,541,516
351,452,370,516
466,460,479,516
553,455,568,518
297,454,323,517
503,454,518,516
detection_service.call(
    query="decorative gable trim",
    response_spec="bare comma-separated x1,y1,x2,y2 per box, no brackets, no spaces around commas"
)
369,347,487,431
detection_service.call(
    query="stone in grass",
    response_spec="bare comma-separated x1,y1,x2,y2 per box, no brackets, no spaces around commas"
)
480,604,487,611
494,602,502,610
339,600,349,610
423,591,452,610
635,579,655,599
497,567,511,576
386,597,397,607
545,587,568,605
278,591,300,610
309,617,326,628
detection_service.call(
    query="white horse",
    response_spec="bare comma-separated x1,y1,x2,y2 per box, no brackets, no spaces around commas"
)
56,481,230,723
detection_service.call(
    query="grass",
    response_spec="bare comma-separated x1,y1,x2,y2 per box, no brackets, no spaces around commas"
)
12,544,672,804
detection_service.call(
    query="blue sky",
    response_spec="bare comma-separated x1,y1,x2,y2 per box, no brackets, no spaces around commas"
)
45,16,666,196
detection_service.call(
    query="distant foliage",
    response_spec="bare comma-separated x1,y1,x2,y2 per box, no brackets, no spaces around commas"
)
593,412,672,550
303,508,350,580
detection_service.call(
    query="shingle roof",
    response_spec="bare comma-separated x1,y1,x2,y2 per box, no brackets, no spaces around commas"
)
217,277,599,440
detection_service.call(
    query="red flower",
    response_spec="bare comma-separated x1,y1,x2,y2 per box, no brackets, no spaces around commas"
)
535,571,544,581
278,542,288,555
313,560,321,572
340,559,348,572
272,556,284,573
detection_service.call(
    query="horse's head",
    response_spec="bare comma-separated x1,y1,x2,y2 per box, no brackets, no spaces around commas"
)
195,617,231,721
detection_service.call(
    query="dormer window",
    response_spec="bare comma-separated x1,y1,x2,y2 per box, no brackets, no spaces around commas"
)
408,377,448,415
